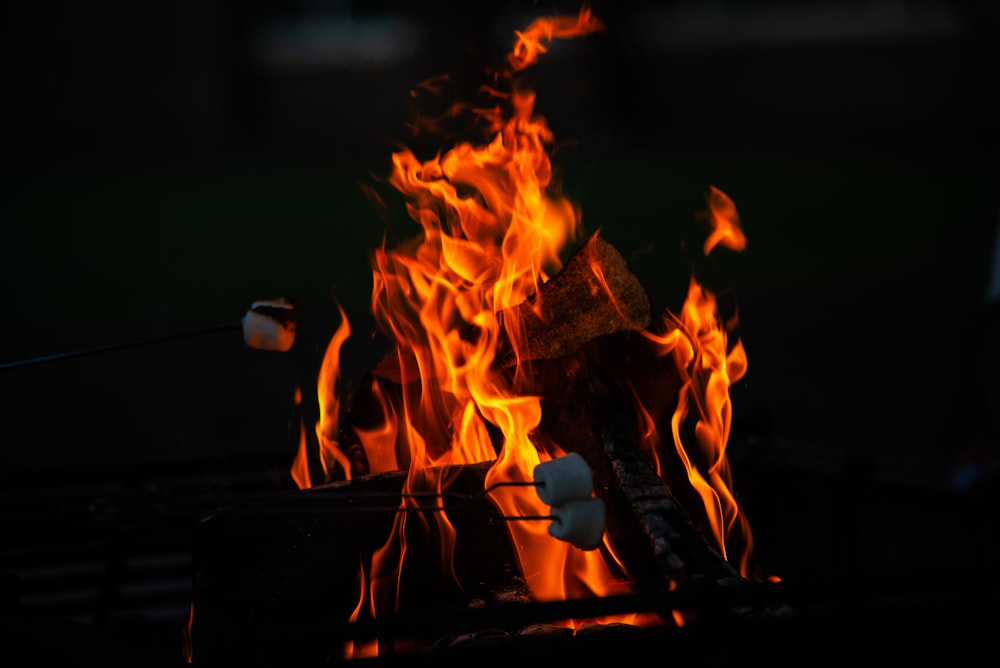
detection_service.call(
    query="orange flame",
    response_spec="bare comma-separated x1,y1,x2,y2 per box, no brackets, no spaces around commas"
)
508,6,605,71
640,185,756,577
291,384,312,490
669,276,749,562
293,7,765,657
334,8,629,652
344,557,379,659
352,375,401,475
181,600,194,664
702,184,746,255
315,302,352,481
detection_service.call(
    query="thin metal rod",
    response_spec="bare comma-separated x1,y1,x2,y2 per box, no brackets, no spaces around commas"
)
0,322,242,371
101,485,554,522
195,502,555,522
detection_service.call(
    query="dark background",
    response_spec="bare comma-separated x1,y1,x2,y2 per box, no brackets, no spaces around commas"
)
1,1,999,665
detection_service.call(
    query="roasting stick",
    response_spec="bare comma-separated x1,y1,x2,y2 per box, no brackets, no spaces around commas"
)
0,298,298,371
0,322,243,371
107,454,605,549
205,491,606,551
366,453,594,508
184,454,607,550
394,460,606,551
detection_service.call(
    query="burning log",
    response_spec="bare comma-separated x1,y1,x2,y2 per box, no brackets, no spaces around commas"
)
490,233,653,369
518,329,780,621
187,6,792,664
369,235,652,385
190,234,788,667
334,233,777,604
190,332,785,664
341,236,654,478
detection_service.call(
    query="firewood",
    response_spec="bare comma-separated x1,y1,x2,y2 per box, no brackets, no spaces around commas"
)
371,234,652,384
491,233,653,369
337,236,652,479
524,333,790,622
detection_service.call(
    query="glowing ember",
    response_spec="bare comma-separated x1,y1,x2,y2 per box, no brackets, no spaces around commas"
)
292,5,767,657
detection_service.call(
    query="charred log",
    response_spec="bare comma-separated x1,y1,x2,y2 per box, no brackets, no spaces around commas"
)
521,333,740,596
490,233,652,369
340,236,653,480
370,234,652,385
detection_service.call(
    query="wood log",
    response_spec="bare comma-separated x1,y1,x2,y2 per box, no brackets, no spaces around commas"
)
491,233,653,369
371,234,652,384
338,236,653,478
523,332,790,622
191,327,790,665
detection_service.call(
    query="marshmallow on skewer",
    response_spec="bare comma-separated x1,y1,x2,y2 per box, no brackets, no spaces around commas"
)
242,298,298,352
533,452,593,506
548,497,606,551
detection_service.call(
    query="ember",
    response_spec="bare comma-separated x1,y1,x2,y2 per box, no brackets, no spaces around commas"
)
198,5,780,662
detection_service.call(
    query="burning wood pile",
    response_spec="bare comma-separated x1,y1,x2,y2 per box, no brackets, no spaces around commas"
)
189,8,789,665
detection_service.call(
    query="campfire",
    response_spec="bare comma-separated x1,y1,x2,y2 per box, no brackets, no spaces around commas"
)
188,7,788,665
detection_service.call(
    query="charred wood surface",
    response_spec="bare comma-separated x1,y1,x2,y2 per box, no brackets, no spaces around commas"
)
342,236,653,479
490,234,653,369
370,235,652,385
525,331,789,621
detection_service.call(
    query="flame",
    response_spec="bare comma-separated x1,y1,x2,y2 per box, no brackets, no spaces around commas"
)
181,600,194,664
334,7,641,651
639,186,755,577
291,384,312,490
352,375,402,475
508,6,605,71
315,302,352,481
292,6,765,656
669,276,748,562
344,557,379,659
702,184,746,255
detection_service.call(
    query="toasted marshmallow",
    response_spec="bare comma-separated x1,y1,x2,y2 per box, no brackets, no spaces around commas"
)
548,497,606,551
533,452,593,506
242,298,298,352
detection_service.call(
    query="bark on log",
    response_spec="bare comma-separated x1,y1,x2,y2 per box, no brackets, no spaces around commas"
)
491,233,653,369
371,234,652,384
523,332,789,622
340,236,654,479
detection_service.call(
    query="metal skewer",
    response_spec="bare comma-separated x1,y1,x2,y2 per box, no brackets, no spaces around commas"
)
0,296,300,370
0,322,242,371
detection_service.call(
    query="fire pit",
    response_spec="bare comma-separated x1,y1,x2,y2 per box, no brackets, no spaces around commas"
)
185,8,790,665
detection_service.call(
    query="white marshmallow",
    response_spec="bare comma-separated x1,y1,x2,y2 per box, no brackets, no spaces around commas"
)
533,452,593,506
242,299,297,352
548,497,606,551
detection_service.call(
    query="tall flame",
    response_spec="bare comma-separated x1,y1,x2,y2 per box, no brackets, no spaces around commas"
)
291,6,765,657
316,302,352,481
290,384,312,490
639,184,755,577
